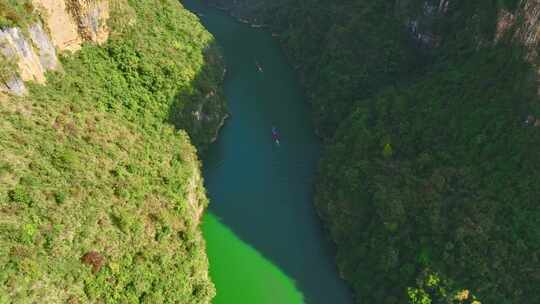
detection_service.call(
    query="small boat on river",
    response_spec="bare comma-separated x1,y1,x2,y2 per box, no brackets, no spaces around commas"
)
255,60,263,73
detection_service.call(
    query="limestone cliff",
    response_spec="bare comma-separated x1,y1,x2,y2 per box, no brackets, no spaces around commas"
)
497,0,540,94
0,25,57,94
0,0,110,95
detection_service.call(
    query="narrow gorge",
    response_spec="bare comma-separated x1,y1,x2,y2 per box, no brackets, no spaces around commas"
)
201,0,540,303
1,0,540,303
182,1,353,303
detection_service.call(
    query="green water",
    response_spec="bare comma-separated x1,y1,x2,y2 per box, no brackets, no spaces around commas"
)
181,1,354,303
202,215,305,303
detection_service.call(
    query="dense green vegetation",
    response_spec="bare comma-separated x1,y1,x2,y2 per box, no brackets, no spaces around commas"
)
272,0,421,137
0,0,37,29
317,45,540,303
0,0,226,302
228,0,540,302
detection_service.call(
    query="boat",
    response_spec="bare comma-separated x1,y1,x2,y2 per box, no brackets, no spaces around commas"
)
255,61,263,72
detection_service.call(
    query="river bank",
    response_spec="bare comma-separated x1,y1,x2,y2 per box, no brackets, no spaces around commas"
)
181,1,354,303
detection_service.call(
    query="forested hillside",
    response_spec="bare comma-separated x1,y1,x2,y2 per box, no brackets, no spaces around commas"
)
281,1,540,303
206,0,540,303
0,0,225,302
317,45,540,303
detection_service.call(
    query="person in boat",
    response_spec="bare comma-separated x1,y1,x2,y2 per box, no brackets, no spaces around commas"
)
255,60,263,72
272,126,280,145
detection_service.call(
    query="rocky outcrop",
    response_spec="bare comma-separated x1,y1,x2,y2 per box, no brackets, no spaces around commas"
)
1,77,26,96
0,26,55,95
496,0,540,94
0,28,46,84
496,0,540,53
186,160,208,223
512,0,539,59
65,0,110,45
399,0,539,91
29,23,60,71
32,0,82,52
33,0,110,52
0,0,110,96
396,0,540,95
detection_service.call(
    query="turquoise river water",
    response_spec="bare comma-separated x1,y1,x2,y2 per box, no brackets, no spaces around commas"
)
181,1,354,303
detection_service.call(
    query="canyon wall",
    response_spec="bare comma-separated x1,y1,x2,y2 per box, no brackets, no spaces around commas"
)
202,0,540,303
0,1,225,302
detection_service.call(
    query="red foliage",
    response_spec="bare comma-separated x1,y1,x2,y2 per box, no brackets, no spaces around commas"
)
81,251,104,273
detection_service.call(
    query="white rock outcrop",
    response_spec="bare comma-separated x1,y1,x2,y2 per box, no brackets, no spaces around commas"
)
0,0,110,96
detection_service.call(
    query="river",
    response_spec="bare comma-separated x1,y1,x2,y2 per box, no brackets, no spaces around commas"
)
181,1,354,303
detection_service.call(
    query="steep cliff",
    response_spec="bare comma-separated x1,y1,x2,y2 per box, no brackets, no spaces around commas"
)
0,0,226,302
34,0,110,51
0,0,110,96
0,24,57,95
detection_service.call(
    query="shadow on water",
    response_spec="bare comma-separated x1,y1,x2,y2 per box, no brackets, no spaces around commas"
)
177,0,354,303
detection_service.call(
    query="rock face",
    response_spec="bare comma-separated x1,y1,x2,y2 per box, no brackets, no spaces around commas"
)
32,0,82,52
1,76,26,96
0,28,46,83
495,1,539,54
0,27,49,95
0,0,110,96
65,0,110,45
28,23,60,71
33,0,110,51
499,0,540,94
